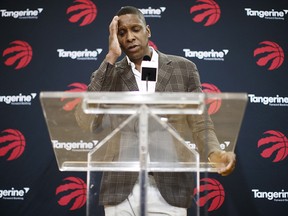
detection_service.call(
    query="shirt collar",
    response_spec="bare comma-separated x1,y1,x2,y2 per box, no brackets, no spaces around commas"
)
126,46,158,68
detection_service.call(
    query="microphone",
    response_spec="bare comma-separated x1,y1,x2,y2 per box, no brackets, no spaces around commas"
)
141,55,158,82
143,55,151,61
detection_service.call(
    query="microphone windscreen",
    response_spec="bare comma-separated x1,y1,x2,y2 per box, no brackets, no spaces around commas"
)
143,55,151,61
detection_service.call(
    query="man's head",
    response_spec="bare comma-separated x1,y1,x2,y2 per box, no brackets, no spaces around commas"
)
116,6,146,25
115,6,151,64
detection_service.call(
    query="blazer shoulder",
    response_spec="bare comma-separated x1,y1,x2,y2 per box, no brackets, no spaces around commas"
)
158,51,196,66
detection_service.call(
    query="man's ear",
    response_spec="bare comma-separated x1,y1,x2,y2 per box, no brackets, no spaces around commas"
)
146,25,151,38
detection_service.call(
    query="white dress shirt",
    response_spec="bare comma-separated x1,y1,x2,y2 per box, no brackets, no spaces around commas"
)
127,47,158,92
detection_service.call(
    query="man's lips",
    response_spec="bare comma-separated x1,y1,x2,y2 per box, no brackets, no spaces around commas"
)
127,44,139,51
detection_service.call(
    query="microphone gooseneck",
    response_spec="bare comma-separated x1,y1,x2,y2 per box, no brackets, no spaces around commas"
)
141,55,157,92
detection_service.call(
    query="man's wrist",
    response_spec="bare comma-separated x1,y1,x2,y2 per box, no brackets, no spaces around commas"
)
105,53,119,65
208,150,225,161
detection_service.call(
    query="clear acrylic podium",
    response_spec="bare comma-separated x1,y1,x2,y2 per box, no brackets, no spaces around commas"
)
40,91,247,216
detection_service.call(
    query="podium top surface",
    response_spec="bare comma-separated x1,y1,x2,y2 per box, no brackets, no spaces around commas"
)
40,91,247,172
40,91,247,104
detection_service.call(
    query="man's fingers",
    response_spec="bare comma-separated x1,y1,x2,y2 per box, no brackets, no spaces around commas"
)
217,153,236,176
109,16,119,34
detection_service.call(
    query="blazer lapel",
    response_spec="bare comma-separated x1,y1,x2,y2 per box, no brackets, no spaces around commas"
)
116,58,139,91
155,52,173,92
116,52,173,92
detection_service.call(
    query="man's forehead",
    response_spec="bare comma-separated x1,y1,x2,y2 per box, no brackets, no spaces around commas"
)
118,14,145,27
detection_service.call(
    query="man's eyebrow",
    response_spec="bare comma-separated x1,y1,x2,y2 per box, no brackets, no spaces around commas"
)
120,23,143,27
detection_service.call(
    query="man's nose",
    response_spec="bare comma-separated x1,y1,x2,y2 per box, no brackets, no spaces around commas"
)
126,31,135,41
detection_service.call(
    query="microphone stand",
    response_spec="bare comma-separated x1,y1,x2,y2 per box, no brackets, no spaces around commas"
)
146,75,149,92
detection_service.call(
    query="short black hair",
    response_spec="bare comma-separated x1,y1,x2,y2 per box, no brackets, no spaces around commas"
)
116,6,146,25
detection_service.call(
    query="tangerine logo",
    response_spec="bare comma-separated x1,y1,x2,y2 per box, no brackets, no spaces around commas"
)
219,141,231,150
138,6,166,18
252,189,288,201
56,177,86,210
248,94,288,106
194,178,225,211
0,8,43,19
0,93,37,105
0,187,30,200
258,130,288,162
52,140,98,151
183,49,228,61
57,48,102,60
201,83,222,115
61,83,87,111
254,41,284,70
245,8,288,20
2,40,33,70
0,129,25,161
190,0,221,26
67,0,97,26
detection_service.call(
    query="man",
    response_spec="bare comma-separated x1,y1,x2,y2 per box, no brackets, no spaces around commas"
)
76,6,236,216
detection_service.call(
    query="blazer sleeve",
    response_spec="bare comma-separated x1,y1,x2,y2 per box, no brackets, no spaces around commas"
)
74,60,115,131
183,58,221,159
88,60,116,91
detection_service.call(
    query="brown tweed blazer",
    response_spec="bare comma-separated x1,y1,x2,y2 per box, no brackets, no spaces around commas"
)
76,51,220,208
